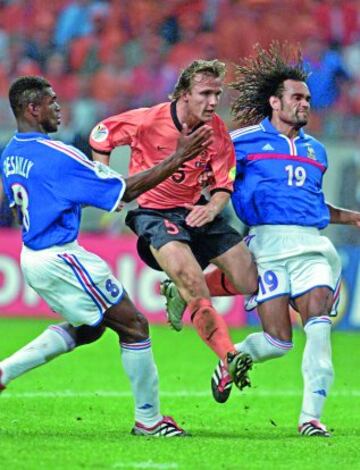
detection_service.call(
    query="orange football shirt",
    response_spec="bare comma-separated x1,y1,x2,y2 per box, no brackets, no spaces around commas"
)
89,101,236,209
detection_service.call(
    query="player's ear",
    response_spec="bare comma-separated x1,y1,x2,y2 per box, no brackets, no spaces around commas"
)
28,102,40,117
182,89,190,103
269,96,280,112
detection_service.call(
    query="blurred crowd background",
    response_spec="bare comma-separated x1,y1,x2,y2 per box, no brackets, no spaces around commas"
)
0,0,360,244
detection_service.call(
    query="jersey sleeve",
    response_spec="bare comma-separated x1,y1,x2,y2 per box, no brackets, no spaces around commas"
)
89,108,148,154
0,174,15,207
55,145,126,212
319,143,328,171
232,139,247,176
209,123,236,194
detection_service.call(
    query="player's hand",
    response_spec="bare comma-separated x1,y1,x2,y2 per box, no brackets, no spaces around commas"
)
175,123,213,162
184,203,217,227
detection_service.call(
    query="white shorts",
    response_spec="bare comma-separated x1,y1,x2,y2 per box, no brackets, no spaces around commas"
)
21,241,124,326
247,226,342,312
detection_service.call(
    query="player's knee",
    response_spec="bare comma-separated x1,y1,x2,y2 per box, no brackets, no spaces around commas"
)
172,268,208,298
115,311,150,342
235,270,258,295
125,312,149,343
307,304,332,318
308,290,334,317
134,311,150,338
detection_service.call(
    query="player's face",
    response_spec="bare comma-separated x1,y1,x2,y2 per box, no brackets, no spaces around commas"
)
277,80,311,128
184,73,223,124
38,87,61,133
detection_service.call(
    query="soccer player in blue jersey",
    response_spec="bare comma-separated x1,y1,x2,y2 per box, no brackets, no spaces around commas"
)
0,76,213,437
209,43,360,437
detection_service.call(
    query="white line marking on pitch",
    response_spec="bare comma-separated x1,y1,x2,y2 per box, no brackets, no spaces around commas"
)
113,463,178,469
1,389,360,398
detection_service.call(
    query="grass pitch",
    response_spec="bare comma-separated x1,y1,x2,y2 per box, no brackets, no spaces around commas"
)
1,317,360,469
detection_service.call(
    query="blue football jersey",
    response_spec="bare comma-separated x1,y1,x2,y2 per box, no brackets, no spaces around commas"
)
1,132,125,249
231,118,330,228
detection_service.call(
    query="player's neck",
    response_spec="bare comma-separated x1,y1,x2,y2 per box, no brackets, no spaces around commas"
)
270,119,301,139
175,100,200,132
17,120,47,134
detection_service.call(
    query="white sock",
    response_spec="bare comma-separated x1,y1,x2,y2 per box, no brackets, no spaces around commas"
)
299,316,333,425
235,332,293,363
120,338,161,426
0,325,75,385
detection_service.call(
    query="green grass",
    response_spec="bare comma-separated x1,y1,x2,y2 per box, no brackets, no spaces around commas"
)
1,318,360,469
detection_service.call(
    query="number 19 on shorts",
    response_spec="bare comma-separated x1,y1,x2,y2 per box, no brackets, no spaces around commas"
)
258,270,279,295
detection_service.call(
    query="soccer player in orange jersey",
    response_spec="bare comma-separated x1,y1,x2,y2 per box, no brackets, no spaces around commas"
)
90,60,258,391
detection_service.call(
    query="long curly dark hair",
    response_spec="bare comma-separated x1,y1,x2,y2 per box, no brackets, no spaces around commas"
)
231,41,308,127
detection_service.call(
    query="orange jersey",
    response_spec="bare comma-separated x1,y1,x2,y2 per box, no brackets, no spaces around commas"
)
89,101,236,209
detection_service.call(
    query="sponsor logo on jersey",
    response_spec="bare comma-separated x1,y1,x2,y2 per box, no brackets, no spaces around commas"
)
262,143,274,151
91,123,109,143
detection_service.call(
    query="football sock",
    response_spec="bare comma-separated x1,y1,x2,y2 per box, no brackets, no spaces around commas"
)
299,316,333,425
0,325,75,385
234,332,293,362
189,298,236,362
120,338,162,426
204,267,239,296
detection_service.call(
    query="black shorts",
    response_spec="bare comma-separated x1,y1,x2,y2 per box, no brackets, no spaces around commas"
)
125,201,242,271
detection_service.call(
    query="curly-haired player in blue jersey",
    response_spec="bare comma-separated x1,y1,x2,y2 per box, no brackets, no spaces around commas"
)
0,75,213,437
162,43,360,437
214,42,360,437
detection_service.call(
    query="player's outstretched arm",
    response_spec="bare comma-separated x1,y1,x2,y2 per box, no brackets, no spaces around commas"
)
327,203,360,227
122,124,213,202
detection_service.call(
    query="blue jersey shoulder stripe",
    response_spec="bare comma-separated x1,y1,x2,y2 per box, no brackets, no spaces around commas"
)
38,139,95,169
230,125,261,140
14,135,43,142
230,124,260,137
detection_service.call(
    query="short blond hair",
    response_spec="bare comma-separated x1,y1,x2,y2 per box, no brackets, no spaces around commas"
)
170,59,226,100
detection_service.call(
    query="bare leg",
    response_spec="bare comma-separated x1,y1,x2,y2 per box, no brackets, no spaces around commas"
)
211,241,258,295
151,241,237,362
